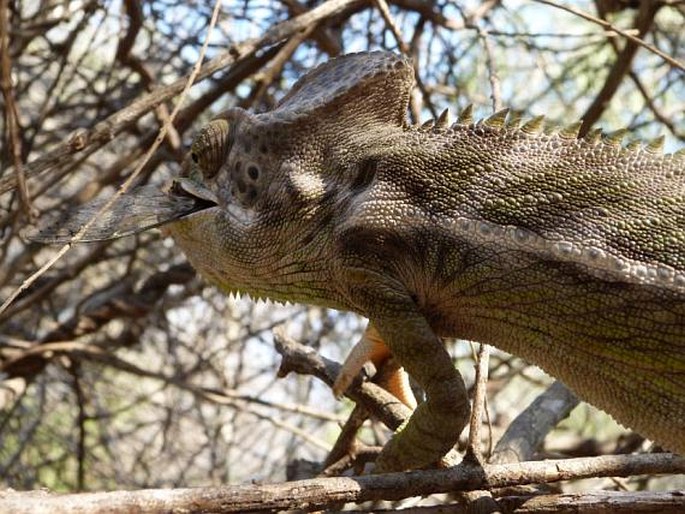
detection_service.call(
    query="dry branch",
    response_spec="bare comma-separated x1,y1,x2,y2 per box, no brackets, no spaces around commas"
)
273,327,412,433
579,1,662,135
0,454,682,513
500,490,685,514
490,381,579,464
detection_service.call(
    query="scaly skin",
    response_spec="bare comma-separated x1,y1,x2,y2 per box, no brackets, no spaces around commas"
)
168,51,685,471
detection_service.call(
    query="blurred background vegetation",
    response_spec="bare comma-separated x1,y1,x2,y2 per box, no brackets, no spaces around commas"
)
0,0,683,497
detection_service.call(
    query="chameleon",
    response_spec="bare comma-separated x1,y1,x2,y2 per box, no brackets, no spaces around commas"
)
31,51,685,472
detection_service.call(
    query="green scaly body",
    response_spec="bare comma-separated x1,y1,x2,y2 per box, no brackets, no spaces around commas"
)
169,51,685,471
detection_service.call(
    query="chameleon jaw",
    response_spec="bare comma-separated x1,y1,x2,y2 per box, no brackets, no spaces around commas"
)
169,177,219,217
170,176,256,227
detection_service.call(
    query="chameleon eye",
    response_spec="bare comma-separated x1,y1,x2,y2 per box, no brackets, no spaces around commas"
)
190,118,231,179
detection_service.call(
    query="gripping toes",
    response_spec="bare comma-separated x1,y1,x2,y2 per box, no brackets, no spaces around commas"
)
334,324,418,408
374,370,470,472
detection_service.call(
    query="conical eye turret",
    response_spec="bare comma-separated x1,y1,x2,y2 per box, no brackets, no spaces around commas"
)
190,119,231,179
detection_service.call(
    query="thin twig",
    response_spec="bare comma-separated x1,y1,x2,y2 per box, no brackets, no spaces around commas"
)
245,25,317,109
467,343,491,461
69,363,87,491
374,0,438,119
579,1,662,136
464,343,499,513
533,0,684,71
478,26,503,112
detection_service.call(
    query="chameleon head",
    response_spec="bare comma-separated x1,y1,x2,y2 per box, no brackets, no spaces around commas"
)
167,52,415,303
167,107,335,301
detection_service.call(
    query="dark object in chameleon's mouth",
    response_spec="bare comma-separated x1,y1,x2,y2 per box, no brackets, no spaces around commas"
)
24,183,218,244
168,178,219,215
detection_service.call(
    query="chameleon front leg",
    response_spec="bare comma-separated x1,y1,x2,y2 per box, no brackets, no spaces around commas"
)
372,313,470,472
340,269,470,472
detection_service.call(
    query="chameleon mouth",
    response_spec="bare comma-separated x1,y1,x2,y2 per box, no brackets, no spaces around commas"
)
169,178,219,216
170,177,254,226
